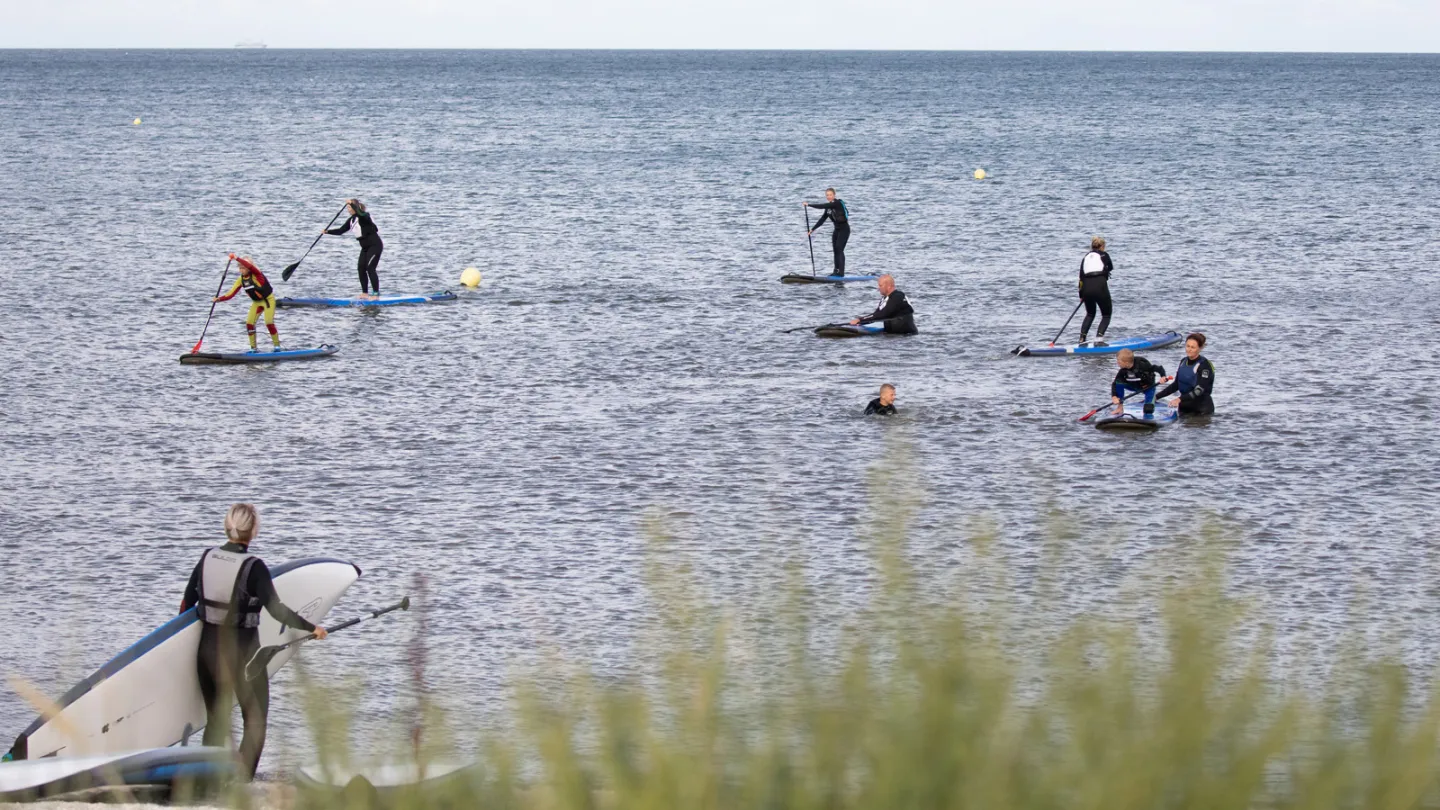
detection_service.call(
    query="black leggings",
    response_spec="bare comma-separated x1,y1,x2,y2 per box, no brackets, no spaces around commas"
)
831,224,850,275
197,626,270,779
358,239,383,295
1079,276,1112,338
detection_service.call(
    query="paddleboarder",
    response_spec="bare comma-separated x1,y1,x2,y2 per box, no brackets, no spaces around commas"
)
322,198,383,299
212,255,281,352
850,275,918,334
1078,236,1114,343
865,384,898,416
803,188,851,276
1157,332,1216,415
178,504,327,779
1110,348,1165,416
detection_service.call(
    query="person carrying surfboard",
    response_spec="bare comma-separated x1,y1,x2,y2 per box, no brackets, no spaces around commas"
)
321,198,383,299
849,275,918,334
212,254,281,352
1157,332,1216,415
178,504,328,779
1078,236,1114,343
865,384,898,415
803,188,851,276
1110,348,1165,416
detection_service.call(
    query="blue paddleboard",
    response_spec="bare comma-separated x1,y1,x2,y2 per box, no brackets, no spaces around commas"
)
179,344,339,365
1014,331,1182,357
1092,399,1179,430
276,290,457,308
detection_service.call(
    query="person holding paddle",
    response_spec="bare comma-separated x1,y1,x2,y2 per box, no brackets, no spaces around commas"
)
803,188,851,276
212,255,281,352
1078,235,1114,343
321,198,383,299
178,504,327,779
1110,348,1165,417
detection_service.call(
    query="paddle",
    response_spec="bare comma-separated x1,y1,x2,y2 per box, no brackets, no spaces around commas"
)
804,204,817,277
1077,385,1157,423
281,204,348,281
189,257,234,354
1049,300,1085,346
244,596,410,682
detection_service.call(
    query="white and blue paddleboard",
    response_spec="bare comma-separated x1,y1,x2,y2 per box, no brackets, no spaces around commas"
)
179,344,339,365
779,274,879,285
277,290,457,308
297,760,481,799
1014,331,1182,357
0,747,235,802
1092,399,1179,431
6,558,361,761
814,322,886,338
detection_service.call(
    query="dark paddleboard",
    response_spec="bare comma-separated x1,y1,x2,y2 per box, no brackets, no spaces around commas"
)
813,323,886,338
779,274,880,285
1093,400,1179,430
179,344,339,365
1014,331,1182,357
276,290,457,308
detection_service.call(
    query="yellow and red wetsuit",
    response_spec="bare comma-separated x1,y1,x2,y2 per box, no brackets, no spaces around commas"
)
215,257,280,349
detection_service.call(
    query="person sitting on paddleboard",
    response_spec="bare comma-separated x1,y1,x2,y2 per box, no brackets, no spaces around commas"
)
213,254,281,351
1111,348,1165,416
850,275,918,334
803,188,851,276
178,504,328,780
322,198,383,299
1157,332,1216,415
865,383,898,416
1078,235,1114,343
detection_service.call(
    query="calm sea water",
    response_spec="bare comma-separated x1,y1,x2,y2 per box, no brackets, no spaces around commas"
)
2,50,1439,771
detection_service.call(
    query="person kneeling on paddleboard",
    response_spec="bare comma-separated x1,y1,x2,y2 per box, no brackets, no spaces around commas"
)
1111,348,1165,417
1157,332,1216,415
213,255,281,352
322,198,383,299
850,274,918,334
803,188,851,276
1078,236,1114,343
865,383,898,416
179,504,327,779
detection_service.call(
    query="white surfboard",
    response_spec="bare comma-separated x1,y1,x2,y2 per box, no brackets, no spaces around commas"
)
0,746,234,802
7,557,361,760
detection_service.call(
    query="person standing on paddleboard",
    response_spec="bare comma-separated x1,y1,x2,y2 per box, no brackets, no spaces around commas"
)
1157,332,1216,415
850,274,918,334
213,255,281,352
1078,236,1114,343
804,188,851,276
1110,348,1165,417
179,504,328,779
322,198,383,299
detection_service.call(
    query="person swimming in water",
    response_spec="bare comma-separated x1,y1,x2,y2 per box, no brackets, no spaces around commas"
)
865,383,897,416
212,254,280,351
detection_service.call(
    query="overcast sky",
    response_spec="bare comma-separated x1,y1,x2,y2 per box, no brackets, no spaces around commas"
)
2,0,1437,51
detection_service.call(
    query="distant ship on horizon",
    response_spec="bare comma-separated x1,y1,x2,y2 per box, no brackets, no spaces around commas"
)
234,41,268,49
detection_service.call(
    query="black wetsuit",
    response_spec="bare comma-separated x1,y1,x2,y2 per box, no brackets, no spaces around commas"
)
865,398,897,416
1111,356,1165,413
808,200,851,275
326,211,383,295
857,289,918,334
180,544,316,779
1157,355,1216,415
1078,250,1113,340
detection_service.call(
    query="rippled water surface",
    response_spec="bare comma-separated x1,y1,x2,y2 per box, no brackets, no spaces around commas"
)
2,50,1439,768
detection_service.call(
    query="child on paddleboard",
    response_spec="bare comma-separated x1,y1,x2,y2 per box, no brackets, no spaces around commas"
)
213,254,281,351
1111,348,1165,416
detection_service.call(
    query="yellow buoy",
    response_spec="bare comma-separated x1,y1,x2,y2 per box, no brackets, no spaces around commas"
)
133,118,142,126
460,266,482,288
973,168,987,180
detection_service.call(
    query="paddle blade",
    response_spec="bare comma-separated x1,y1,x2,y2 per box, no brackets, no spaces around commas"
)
244,646,282,682
189,338,204,354
281,261,299,281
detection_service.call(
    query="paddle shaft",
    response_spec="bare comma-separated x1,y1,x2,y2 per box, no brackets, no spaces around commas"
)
282,204,348,281
1050,300,1085,346
245,596,410,681
190,258,233,354
804,205,816,276
1078,384,1157,423
783,323,840,334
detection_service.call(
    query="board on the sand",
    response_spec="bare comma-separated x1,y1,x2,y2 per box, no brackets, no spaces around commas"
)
7,559,360,761
0,747,234,802
779,274,880,285
1013,331,1182,357
276,290,457,308
179,344,339,365
296,760,481,801
1093,399,1179,431
814,323,886,338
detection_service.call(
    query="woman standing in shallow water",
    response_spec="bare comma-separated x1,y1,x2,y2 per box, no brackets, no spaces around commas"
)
323,198,383,299
1157,332,1216,415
